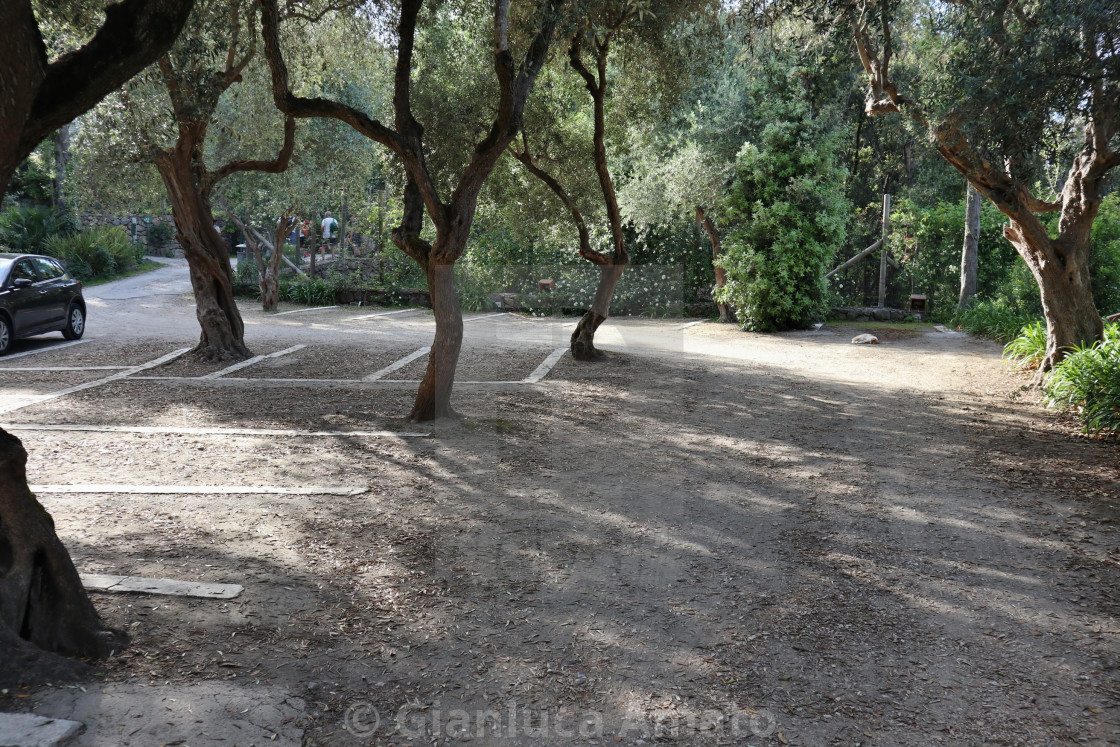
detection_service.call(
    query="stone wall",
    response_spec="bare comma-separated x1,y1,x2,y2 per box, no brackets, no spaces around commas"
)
77,214,181,256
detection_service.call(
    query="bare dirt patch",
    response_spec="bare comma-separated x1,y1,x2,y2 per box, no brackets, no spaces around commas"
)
3,328,1118,746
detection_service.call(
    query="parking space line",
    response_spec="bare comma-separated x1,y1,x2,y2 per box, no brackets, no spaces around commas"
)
0,339,89,360
522,347,567,383
464,312,511,323
364,346,430,381
0,348,190,414
674,320,707,331
271,305,339,316
203,344,306,379
33,483,367,496
0,366,130,372
5,424,430,438
346,308,422,321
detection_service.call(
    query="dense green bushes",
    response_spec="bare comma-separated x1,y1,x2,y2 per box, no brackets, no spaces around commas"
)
715,117,849,331
42,225,144,280
0,205,77,253
1042,324,1120,437
890,197,1017,317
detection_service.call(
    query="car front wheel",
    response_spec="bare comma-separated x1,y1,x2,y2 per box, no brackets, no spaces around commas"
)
62,304,85,340
0,315,11,355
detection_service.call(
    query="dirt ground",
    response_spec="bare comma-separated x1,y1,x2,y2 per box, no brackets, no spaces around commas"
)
1,262,1118,745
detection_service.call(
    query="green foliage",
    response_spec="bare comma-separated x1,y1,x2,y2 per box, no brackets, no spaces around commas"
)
42,226,141,280
1090,193,1120,315
147,222,174,248
951,299,1041,343
1043,325,1120,438
279,276,336,306
0,205,77,253
715,115,849,332
889,196,1017,318
1002,321,1047,370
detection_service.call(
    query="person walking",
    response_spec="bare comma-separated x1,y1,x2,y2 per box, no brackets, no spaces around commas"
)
321,211,339,258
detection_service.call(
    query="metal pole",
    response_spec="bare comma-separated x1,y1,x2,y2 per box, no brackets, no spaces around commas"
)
877,193,891,308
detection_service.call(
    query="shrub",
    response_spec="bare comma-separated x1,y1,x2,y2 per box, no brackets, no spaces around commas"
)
1003,320,1047,369
279,276,336,306
951,298,1040,343
1043,324,1120,437
41,225,139,280
0,205,76,253
715,115,849,331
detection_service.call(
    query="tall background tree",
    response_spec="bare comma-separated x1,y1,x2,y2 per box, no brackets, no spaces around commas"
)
843,0,1120,371
262,0,564,420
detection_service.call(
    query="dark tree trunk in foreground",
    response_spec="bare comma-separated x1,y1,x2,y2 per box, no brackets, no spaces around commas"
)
0,0,194,192
696,205,734,323
853,7,1114,371
958,183,980,309
0,430,126,661
263,0,560,420
0,0,190,674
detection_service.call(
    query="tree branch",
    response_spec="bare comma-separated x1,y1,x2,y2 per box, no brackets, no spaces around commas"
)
509,134,602,264
209,115,296,185
19,0,196,158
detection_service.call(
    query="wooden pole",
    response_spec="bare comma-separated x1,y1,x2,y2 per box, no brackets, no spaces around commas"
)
877,193,891,308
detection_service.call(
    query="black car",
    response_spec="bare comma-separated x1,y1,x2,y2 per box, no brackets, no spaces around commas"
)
0,253,86,355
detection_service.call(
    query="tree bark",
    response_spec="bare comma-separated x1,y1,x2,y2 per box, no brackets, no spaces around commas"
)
0,429,126,661
156,143,249,361
851,8,1112,369
571,263,625,360
696,206,733,323
409,262,463,421
958,183,981,309
0,0,194,193
263,217,292,312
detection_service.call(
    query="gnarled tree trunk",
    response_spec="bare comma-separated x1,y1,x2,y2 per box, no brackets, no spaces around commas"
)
571,262,625,361
409,261,463,421
696,205,733,323
156,142,250,361
0,430,125,664
1005,215,1103,372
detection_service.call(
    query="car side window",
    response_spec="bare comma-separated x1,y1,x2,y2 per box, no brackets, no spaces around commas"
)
32,257,64,280
9,260,39,285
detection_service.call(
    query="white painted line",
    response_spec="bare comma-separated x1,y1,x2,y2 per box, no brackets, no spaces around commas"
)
0,339,88,360
81,573,243,599
346,308,421,321
464,312,512,323
364,346,429,381
380,380,529,385
674,320,707,330
33,484,368,496
0,365,130,371
0,348,190,414
523,347,567,383
271,305,340,316
203,344,306,379
5,424,429,438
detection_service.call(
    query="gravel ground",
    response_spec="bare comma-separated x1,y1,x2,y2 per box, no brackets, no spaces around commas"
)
1,262,1117,746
